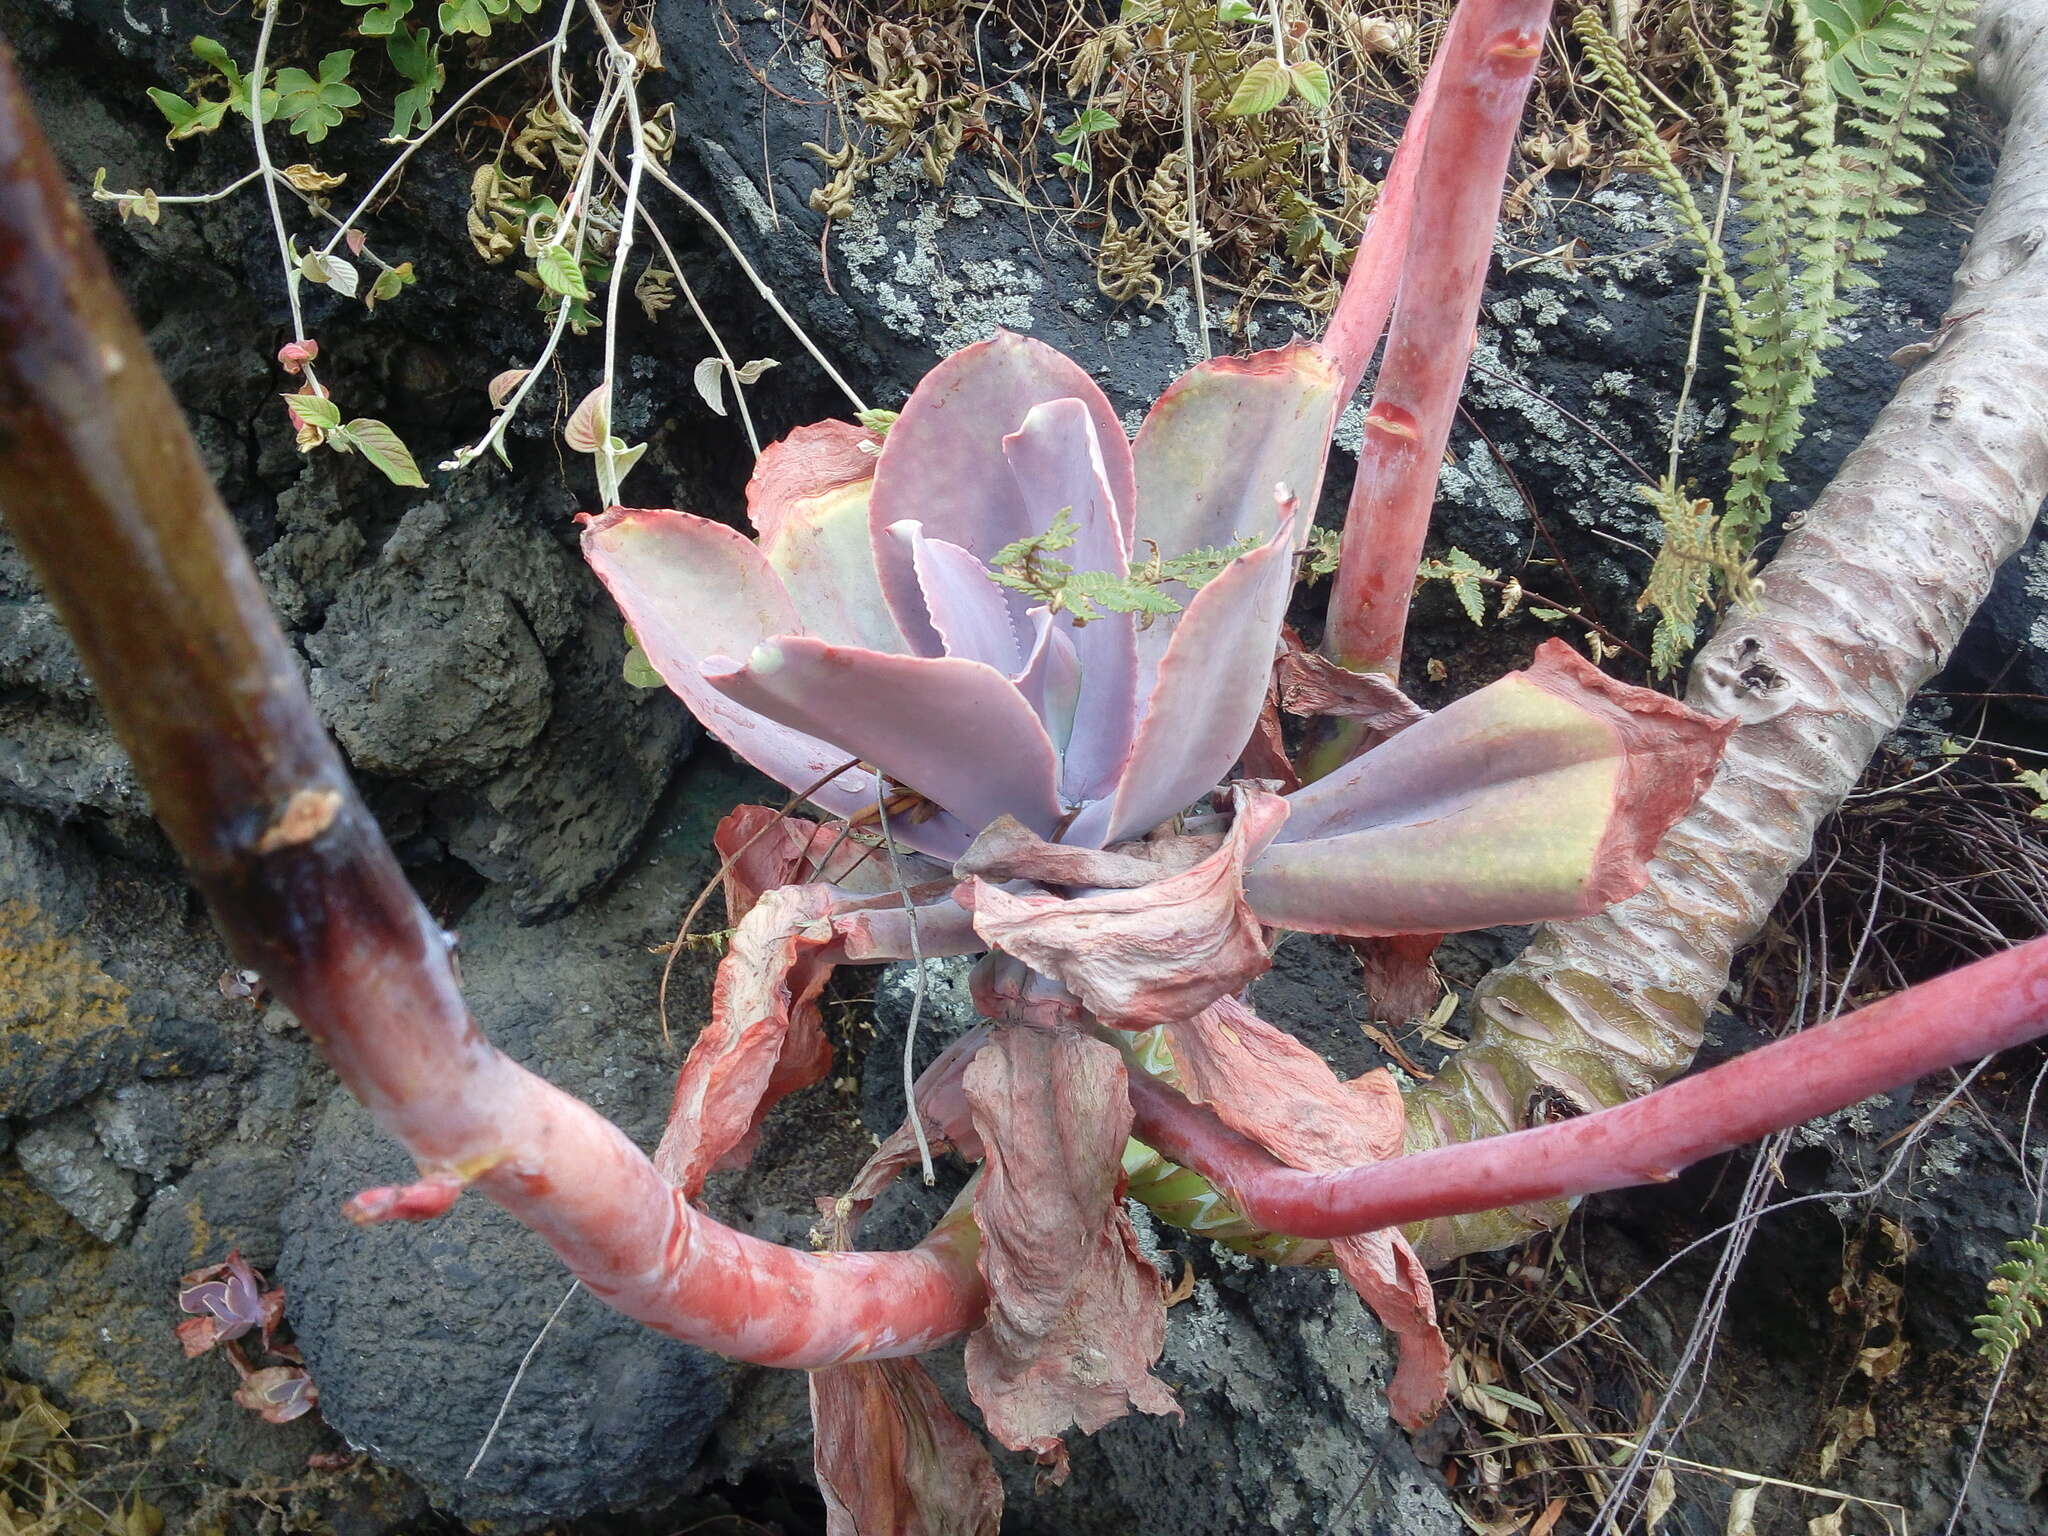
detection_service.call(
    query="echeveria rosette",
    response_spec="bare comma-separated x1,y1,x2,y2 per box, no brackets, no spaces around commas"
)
583,330,1336,863
581,327,1733,1460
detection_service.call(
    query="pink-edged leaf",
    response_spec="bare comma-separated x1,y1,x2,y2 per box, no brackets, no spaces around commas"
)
961,785,1286,1030
869,332,1135,650
1009,608,1081,755
234,1364,319,1424
764,482,909,655
706,637,1066,838
1162,996,1449,1427
1275,648,1428,737
565,384,609,453
1128,344,1339,678
656,882,983,1196
1072,511,1299,847
178,1251,265,1342
712,805,950,922
894,521,1024,674
747,421,905,653
955,813,1222,890
581,507,911,838
1248,640,1732,935
810,1357,1004,1536
1003,397,1140,801
747,420,882,542
655,882,843,1196
963,1026,1177,1476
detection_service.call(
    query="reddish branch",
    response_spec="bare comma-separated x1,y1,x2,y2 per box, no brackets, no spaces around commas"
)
0,38,982,1370
1321,0,1553,680
1127,933,2048,1238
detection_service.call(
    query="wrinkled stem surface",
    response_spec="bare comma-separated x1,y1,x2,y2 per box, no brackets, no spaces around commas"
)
0,40,982,1369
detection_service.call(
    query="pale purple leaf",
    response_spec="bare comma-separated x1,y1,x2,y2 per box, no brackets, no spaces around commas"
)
1129,344,1340,676
893,520,1023,674
764,482,908,654
706,637,1066,837
1002,397,1139,801
869,332,1134,650
1071,509,1299,847
581,508,901,834
1009,608,1081,755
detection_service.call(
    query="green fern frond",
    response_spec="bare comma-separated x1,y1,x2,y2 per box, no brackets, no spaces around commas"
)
1417,547,1497,627
1573,11,1748,356
1835,0,1976,268
1973,1225,2048,1368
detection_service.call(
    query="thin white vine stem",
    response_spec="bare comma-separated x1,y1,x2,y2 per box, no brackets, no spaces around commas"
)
442,61,628,472
248,1,307,348
635,157,869,415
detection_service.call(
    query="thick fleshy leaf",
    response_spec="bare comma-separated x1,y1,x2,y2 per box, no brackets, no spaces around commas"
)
1128,343,1340,677
869,332,1135,650
1246,640,1733,934
895,521,1023,674
582,508,890,833
1002,398,1140,800
654,882,979,1197
1071,511,1299,847
708,638,1065,838
764,482,908,655
963,1026,1177,1476
810,1357,1004,1536
1010,608,1081,754
961,786,1287,1030
955,814,1221,890
1162,996,1449,1428
746,419,881,542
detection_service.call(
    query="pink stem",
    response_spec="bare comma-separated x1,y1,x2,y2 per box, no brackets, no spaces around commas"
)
0,41,985,1370
1127,935,2048,1238
1322,0,1554,678
1317,3,1457,400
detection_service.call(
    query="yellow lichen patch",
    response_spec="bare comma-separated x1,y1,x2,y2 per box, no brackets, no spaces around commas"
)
0,899,137,1118
0,899,130,1038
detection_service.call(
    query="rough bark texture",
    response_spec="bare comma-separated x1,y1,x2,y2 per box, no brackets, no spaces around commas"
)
1404,0,2048,1264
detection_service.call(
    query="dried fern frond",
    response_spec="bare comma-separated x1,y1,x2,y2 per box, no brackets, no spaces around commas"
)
1636,479,1764,677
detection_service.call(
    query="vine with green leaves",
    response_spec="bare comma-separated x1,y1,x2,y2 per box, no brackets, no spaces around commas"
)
95,0,858,504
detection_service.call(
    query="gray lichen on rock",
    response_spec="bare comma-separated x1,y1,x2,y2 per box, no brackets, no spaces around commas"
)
833,158,1044,356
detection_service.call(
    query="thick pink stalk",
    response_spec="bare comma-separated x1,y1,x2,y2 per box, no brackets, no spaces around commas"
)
1126,934,2048,1238
0,40,983,1370
1322,0,1554,678
1317,4,1455,400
